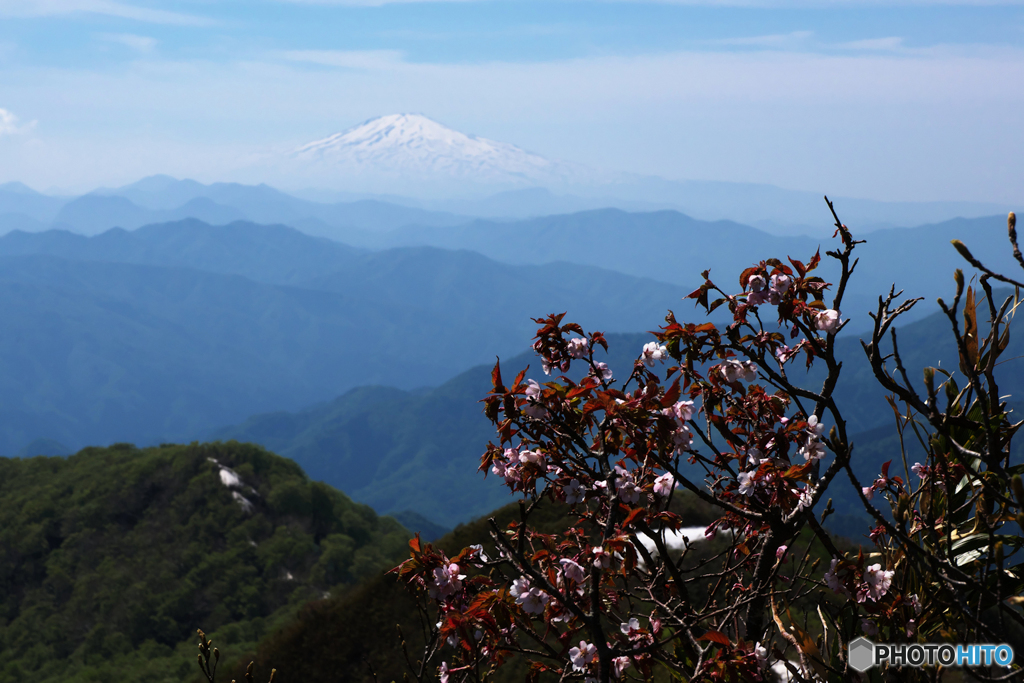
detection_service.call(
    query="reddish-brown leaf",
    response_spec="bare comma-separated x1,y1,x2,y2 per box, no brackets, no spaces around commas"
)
491,359,504,393
699,630,731,646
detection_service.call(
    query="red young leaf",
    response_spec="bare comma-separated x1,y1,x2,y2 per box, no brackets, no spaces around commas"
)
491,359,504,393
512,367,528,392
788,257,807,278
699,631,732,646
807,248,821,272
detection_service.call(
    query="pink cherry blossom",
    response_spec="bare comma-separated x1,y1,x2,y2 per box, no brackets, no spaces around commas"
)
671,427,693,452
776,545,788,562
770,273,792,293
653,472,676,497
664,400,695,423
862,486,874,500
591,362,613,382
613,466,641,504
775,344,797,364
518,587,550,614
567,337,589,359
560,558,586,583
510,576,530,599
620,618,640,635
429,563,465,599
518,449,545,466
823,559,845,595
748,274,766,292
440,662,449,683
721,359,757,383
564,479,586,505
747,290,768,306
799,439,825,463
569,641,597,671
612,656,632,678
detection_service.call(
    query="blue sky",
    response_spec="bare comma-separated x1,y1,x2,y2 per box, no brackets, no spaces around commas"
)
0,0,1022,202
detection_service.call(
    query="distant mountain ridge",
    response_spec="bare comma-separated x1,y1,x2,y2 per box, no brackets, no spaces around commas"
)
0,171,1014,240
0,177,471,239
0,219,693,454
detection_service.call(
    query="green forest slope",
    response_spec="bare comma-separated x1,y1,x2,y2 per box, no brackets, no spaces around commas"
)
0,441,411,683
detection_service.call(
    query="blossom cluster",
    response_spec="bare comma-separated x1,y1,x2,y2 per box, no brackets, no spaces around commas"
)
824,558,895,603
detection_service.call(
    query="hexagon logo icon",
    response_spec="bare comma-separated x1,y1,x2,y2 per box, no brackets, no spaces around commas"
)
848,637,876,672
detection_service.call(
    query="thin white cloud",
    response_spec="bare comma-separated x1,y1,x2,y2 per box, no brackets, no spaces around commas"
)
96,32,157,52
278,49,406,70
0,0,212,25
281,0,476,5
0,108,35,135
703,30,814,48
839,36,905,51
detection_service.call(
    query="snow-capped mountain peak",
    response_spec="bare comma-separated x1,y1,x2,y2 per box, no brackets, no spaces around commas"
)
292,114,574,189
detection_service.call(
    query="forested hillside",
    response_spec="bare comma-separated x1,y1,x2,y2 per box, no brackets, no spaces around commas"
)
0,441,410,683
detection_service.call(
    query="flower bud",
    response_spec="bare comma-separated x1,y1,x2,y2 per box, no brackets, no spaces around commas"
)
980,490,994,525
945,379,958,405
952,242,975,265
214,648,220,661
995,541,1005,567
954,268,965,295
1010,212,1017,237
1012,475,1024,507
923,367,936,397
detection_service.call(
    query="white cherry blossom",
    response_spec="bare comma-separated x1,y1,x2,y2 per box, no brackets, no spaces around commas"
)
862,563,894,602
641,341,669,366
816,309,842,334
737,471,756,496
522,380,548,419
